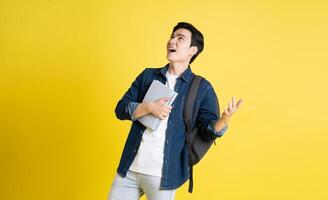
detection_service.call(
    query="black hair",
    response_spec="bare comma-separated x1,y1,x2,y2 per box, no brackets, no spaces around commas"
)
172,22,204,64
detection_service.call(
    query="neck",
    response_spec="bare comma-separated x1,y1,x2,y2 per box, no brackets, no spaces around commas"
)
168,62,189,76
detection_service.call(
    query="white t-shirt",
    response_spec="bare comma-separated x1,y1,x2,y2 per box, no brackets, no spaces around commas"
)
129,71,179,177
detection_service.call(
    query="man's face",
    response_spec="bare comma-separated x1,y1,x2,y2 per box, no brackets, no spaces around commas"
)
166,28,197,64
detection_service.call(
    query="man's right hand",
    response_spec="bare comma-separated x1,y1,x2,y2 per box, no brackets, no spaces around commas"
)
146,97,172,120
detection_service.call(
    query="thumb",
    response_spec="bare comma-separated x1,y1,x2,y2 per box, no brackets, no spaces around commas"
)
161,97,171,102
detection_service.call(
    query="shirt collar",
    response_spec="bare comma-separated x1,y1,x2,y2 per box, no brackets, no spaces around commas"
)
159,63,193,83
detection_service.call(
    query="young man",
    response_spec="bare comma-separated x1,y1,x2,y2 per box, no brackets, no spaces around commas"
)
108,22,243,200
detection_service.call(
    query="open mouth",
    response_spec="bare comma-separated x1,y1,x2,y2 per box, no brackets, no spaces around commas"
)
168,48,176,53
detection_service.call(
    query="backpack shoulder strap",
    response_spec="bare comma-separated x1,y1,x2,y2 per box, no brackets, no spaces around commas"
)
183,74,203,193
183,75,203,131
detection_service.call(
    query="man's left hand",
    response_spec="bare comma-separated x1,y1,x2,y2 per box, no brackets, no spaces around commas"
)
222,96,243,120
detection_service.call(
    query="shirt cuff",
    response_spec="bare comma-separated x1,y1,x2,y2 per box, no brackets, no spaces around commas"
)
207,120,228,138
125,102,140,121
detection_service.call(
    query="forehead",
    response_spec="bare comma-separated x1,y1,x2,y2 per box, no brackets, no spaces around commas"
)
172,28,192,38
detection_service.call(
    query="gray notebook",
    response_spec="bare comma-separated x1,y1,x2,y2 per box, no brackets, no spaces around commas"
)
137,80,178,131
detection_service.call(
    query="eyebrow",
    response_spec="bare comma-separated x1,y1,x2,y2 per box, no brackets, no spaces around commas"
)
171,33,187,38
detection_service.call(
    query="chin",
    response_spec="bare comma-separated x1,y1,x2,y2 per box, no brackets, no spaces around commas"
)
167,55,177,62
166,55,173,62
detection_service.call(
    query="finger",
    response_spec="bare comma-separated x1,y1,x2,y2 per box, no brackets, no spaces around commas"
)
159,113,166,119
166,105,173,110
224,107,230,115
162,111,170,116
228,102,232,111
157,97,169,104
236,99,243,108
232,96,236,107
163,108,171,113
162,97,171,102
164,113,170,117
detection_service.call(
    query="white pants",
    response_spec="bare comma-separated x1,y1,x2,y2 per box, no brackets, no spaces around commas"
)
107,170,176,200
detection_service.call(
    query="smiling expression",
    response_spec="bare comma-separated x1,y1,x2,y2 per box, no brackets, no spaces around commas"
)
166,28,198,64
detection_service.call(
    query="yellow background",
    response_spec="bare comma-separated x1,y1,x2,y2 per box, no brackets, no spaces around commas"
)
1,0,328,199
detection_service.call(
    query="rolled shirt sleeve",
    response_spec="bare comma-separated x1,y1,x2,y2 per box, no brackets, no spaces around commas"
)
207,121,228,138
125,102,140,121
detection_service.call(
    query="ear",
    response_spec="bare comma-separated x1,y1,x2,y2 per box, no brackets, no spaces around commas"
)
190,46,198,56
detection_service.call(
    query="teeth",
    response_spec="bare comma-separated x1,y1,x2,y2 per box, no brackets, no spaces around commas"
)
168,46,176,52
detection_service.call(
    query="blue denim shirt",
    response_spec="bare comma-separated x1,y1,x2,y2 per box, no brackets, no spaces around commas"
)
115,63,228,190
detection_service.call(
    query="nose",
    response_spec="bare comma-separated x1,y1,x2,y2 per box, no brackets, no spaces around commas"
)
168,38,176,46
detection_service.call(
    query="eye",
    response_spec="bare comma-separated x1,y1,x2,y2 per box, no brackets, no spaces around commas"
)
178,37,184,41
